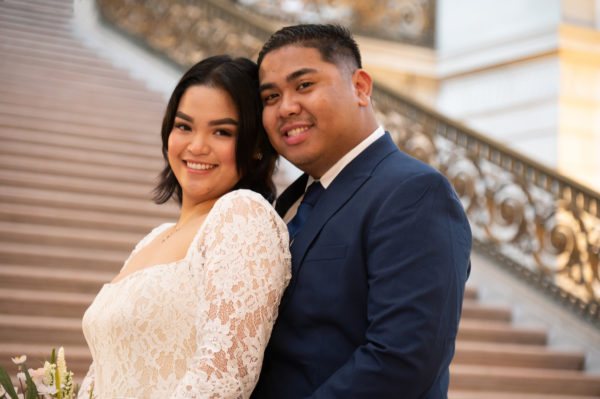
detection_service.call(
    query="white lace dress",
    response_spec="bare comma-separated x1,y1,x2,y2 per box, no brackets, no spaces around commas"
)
78,190,291,399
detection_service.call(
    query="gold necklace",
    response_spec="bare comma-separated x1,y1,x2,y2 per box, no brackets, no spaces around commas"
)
161,225,181,243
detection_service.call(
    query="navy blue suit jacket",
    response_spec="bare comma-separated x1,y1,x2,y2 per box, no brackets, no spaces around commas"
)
252,133,471,398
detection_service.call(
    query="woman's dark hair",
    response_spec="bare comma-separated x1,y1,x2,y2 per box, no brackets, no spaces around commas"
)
154,55,277,204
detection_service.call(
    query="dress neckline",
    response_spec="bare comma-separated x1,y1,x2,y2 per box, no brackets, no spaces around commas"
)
105,212,211,287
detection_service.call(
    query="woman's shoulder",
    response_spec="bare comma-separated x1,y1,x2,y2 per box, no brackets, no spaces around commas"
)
215,189,276,214
209,189,285,232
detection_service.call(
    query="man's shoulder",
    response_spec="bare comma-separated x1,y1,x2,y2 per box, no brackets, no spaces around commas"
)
374,148,442,183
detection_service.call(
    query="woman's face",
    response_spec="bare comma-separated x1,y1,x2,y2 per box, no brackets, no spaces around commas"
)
168,85,240,206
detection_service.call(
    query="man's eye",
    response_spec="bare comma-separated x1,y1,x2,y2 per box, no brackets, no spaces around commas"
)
297,82,313,90
263,93,279,104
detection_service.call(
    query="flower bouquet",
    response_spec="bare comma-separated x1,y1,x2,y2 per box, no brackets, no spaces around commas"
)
0,348,76,399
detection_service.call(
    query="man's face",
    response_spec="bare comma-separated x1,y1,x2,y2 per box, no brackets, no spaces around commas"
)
259,45,363,178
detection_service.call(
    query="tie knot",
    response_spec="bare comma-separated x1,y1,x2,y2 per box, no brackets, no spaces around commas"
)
303,181,324,207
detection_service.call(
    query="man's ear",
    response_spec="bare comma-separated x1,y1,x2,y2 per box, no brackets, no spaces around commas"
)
352,69,373,107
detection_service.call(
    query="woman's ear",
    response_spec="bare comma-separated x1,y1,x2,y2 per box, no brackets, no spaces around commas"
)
353,69,373,107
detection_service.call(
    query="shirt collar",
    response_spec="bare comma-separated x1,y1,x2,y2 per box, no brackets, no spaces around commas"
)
309,126,385,189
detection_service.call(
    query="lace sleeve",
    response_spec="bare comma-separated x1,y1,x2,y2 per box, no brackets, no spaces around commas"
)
171,190,291,399
77,361,96,399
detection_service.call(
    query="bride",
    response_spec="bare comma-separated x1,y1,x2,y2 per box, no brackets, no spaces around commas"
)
78,55,291,399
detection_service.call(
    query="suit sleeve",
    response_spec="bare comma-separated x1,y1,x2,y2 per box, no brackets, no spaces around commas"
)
308,171,472,398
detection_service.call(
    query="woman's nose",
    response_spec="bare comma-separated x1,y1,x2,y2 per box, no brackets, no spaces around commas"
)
187,132,210,154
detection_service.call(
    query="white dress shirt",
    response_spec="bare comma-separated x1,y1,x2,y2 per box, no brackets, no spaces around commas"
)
283,126,385,222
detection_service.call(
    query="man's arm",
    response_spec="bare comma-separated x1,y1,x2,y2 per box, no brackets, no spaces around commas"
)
308,171,472,399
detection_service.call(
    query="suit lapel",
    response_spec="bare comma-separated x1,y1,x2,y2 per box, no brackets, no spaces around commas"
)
281,133,398,308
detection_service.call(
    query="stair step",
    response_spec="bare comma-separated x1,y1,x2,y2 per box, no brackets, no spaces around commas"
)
0,102,160,137
0,139,163,173
0,169,156,200
0,4,71,24
0,89,164,124
0,49,148,83
0,81,166,114
1,154,156,186
1,0,72,16
0,18,74,40
0,111,163,145
461,300,511,322
458,320,547,345
0,288,94,318
464,286,477,300
449,391,600,399
0,69,163,101
0,264,112,294
0,314,86,345
0,221,142,251
0,124,161,158
1,35,125,64
0,154,155,185
0,242,125,271
0,186,178,218
450,364,600,396
454,341,585,370
0,202,166,233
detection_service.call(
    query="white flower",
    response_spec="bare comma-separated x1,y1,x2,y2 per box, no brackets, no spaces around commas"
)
29,367,45,386
42,361,55,386
0,384,5,396
57,347,67,377
37,383,59,395
11,355,26,365
16,371,26,382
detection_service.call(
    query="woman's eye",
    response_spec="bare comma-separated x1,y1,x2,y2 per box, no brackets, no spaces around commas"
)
174,123,191,131
215,129,234,137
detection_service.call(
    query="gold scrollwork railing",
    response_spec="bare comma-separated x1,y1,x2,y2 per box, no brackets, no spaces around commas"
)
224,0,436,48
373,86,600,322
96,0,600,324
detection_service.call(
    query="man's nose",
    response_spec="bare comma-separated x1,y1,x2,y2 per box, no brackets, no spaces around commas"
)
278,94,301,117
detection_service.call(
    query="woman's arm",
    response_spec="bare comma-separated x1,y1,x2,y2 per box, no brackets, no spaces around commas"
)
171,191,291,399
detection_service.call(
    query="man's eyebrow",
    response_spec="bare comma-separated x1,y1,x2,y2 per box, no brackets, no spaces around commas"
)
208,118,238,126
258,68,318,93
287,68,317,82
175,111,193,122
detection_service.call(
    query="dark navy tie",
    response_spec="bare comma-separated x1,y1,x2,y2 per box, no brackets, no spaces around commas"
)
287,181,324,240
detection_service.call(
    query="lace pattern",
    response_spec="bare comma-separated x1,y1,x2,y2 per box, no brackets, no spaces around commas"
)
79,190,291,399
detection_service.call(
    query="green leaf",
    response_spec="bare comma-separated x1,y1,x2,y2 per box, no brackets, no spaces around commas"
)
51,348,56,364
22,367,38,399
0,366,18,399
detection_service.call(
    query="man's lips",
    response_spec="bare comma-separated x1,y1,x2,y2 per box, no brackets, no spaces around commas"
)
286,126,309,137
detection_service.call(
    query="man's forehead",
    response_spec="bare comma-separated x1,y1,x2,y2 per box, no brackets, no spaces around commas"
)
261,45,323,67
259,46,326,80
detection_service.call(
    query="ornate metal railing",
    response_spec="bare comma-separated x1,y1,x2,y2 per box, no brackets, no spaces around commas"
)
224,0,436,47
96,0,600,325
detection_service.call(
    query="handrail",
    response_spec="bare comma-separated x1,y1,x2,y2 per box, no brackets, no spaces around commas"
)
96,0,600,325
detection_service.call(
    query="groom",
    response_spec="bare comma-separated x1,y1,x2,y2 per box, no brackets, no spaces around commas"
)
252,24,472,398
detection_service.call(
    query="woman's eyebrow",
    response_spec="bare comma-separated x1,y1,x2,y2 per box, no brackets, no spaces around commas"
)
209,118,238,126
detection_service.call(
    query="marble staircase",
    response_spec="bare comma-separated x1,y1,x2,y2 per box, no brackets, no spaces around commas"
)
0,0,599,397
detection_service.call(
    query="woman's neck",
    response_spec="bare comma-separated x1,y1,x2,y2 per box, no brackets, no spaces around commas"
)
177,197,219,227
